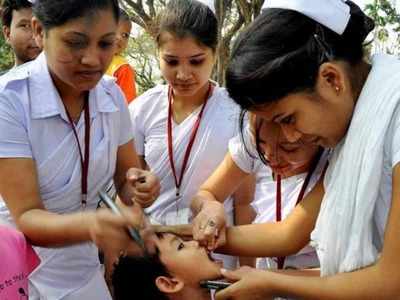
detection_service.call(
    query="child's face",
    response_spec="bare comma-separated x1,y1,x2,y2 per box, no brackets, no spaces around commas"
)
115,20,131,54
155,233,221,286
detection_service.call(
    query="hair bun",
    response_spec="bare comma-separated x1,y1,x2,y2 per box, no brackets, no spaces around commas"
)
345,0,375,42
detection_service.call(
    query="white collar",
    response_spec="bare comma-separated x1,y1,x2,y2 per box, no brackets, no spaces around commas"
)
28,53,118,120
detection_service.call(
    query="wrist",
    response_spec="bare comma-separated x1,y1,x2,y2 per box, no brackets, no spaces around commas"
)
118,181,134,205
263,270,280,296
82,211,97,242
191,194,206,215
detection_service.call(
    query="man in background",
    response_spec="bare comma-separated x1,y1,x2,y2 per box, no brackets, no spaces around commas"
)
1,0,40,73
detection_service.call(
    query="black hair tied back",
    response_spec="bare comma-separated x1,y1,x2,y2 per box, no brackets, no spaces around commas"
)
343,0,375,44
225,0,376,110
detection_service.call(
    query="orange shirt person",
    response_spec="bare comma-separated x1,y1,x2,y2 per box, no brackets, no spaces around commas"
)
107,9,137,103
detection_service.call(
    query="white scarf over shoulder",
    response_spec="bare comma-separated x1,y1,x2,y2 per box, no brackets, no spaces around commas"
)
311,54,400,276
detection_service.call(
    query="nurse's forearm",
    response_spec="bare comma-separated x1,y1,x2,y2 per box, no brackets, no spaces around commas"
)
218,178,324,257
217,222,307,257
18,208,94,247
264,263,396,300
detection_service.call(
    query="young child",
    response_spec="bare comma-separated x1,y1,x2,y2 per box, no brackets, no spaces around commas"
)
106,8,137,103
0,223,40,300
113,232,222,300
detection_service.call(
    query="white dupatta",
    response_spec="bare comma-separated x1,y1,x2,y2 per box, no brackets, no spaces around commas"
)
311,54,400,276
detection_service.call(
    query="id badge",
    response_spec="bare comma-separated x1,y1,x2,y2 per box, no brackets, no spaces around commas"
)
164,207,190,225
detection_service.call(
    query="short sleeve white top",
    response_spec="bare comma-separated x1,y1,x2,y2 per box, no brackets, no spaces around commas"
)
0,53,133,299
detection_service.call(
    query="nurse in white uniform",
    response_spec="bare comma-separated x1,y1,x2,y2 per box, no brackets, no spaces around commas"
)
193,1,400,299
0,1,160,299
129,0,244,269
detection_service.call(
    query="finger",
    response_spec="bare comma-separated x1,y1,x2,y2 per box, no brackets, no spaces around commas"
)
214,283,238,300
126,168,142,183
214,269,246,300
192,214,210,242
118,202,145,228
134,176,157,192
205,232,216,250
200,232,216,249
203,219,221,249
203,220,218,237
133,190,157,208
132,196,156,210
134,185,161,205
221,268,245,281
133,189,153,200
193,223,211,246
213,226,226,248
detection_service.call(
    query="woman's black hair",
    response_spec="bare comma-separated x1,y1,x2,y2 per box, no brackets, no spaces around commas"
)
33,0,120,30
112,250,170,300
238,110,272,167
154,0,218,51
225,0,374,110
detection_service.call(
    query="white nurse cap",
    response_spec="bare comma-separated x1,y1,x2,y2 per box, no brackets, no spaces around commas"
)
262,0,351,35
196,0,216,15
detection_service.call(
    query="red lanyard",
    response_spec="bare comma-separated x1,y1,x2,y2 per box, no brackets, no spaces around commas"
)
167,83,212,198
64,96,90,208
275,148,324,269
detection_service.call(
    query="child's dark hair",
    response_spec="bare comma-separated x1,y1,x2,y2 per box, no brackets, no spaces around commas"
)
113,250,170,300
154,0,218,52
225,0,374,110
1,0,32,27
33,0,120,31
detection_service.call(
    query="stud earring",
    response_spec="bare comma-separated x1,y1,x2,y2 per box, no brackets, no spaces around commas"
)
335,86,340,92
